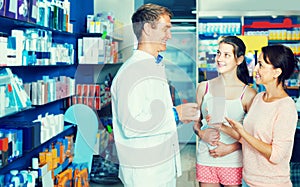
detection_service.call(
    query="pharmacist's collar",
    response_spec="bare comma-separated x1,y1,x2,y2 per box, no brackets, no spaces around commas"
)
135,50,163,64
156,54,163,64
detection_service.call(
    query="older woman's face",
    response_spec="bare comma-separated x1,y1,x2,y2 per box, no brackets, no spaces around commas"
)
254,53,277,85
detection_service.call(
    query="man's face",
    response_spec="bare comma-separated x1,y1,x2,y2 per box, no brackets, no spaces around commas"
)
148,14,172,52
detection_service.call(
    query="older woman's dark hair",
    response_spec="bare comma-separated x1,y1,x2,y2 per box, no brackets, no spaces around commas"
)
261,45,299,86
219,36,250,84
131,3,173,41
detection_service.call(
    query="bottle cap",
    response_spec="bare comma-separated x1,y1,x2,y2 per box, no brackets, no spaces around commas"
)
10,170,18,176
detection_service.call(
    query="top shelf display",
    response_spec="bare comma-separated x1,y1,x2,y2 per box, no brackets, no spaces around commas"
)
0,15,76,37
243,18,300,29
197,10,300,18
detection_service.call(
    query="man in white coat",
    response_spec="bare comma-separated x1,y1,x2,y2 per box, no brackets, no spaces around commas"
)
111,3,199,187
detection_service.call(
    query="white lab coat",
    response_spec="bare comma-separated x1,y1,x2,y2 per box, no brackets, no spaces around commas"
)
111,50,182,186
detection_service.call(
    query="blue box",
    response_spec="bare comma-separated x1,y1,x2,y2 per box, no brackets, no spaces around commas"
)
17,0,29,21
0,121,41,153
0,0,6,16
28,0,36,23
5,0,17,19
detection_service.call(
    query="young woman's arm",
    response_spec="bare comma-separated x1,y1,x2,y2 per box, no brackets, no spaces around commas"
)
193,81,220,146
209,141,241,158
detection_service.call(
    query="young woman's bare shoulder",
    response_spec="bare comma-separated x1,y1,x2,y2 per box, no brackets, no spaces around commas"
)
197,81,208,96
242,86,257,112
245,86,257,100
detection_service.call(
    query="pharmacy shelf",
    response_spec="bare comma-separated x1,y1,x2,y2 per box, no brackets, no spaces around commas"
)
243,18,300,29
79,32,123,41
0,15,77,37
0,124,77,175
0,106,34,119
268,40,300,44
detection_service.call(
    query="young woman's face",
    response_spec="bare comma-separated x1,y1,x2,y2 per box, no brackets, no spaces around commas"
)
254,52,277,85
215,43,238,74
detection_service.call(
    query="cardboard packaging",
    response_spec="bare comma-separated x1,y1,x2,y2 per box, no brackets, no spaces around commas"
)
5,0,17,19
17,0,29,21
28,0,37,23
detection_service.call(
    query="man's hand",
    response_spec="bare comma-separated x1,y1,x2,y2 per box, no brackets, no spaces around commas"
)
176,103,199,123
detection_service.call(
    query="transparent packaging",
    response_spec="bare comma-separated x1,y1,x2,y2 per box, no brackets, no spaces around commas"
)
0,68,32,117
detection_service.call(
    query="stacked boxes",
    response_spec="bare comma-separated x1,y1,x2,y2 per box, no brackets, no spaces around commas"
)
0,121,41,168
71,84,102,110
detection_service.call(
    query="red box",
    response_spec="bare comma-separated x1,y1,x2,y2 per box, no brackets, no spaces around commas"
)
0,137,8,152
89,84,95,97
95,85,100,97
77,96,83,104
83,97,88,105
88,97,94,108
76,84,83,96
83,84,88,96
95,97,101,110
72,96,77,105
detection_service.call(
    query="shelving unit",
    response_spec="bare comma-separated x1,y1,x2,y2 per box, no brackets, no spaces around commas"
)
0,8,78,186
0,124,76,175
196,11,300,90
0,0,125,185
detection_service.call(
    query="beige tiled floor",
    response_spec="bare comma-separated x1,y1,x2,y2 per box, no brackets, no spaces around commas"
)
90,143,199,187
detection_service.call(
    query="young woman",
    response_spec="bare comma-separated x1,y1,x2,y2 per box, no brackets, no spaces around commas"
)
194,36,257,187
225,45,299,187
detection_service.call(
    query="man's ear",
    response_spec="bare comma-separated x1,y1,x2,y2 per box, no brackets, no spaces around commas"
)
143,22,152,36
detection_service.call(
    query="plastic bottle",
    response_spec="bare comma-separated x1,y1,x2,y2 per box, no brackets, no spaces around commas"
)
63,0,70,31
107,11,114,37
10,170,20,187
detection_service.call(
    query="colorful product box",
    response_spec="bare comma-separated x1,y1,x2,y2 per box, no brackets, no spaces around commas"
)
95,85,100,97
77,96,83,104
71,96,77,105
1,121,41,152
17,0,29,21
76,84,83,96
5,0,17,19
88,84,95,97
88,97,94,108
28,0,36,23
83,84,88,96
95,97,101,110
83,96,88,105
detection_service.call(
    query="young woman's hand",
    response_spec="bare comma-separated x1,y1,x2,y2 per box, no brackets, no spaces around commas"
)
201,128,220,146
209,141,241,158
